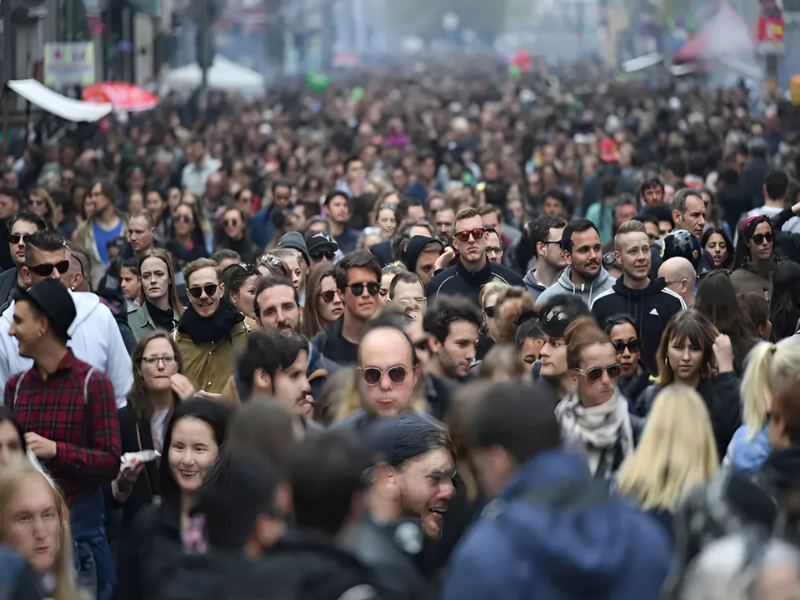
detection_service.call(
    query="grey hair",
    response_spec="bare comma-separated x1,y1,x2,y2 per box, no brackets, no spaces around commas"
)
680,533,800,600
673,188,703,215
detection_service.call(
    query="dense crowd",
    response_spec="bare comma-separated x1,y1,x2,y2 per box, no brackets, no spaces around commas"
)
3,57,800,599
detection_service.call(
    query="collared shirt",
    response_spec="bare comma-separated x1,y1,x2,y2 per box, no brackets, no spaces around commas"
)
4,351,121,506
181,156,221,197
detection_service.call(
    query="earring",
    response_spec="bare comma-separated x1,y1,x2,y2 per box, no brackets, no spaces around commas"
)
664,357,668,365
38,331,43,339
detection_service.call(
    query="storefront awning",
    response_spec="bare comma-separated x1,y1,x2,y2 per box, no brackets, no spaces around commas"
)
6,79,113,122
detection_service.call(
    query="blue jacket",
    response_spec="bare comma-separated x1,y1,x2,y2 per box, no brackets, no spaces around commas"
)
441,449,671,600
724,424,771,471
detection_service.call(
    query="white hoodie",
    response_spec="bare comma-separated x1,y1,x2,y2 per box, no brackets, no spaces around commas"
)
0,291,133,408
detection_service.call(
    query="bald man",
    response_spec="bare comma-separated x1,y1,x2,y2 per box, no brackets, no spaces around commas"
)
332,326,439,435
659,257,696,308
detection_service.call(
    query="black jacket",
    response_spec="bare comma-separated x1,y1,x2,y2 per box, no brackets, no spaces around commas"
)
590,277,685,376
635,372,742,459
0,267,18,313
156,530,391,600
311,318,359,366
370,240,394,268
426,259,523,308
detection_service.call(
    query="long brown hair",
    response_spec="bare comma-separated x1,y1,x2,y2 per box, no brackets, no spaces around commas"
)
303,262,336,339
138,249,184,317
128,331,184,418
657,310,719,385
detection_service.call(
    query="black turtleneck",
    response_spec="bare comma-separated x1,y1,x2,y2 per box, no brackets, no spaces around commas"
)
147,300,175,333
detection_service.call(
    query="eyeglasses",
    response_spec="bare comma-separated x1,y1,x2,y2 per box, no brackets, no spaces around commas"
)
188,284,218,298
173,214,193,223
310,250,333,261
346,281,380,296
9,233,31,245
484,305,496,319
142,355,177,367
29,260,70,277
750,232,774,245
320,290,337,303
486,247,503,257
612,340,641,354
359,365,413,386
455,228,485,243
224,219,241,227
573,364,622,383
30,199,43,207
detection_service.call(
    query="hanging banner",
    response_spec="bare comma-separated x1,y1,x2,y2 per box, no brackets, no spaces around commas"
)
44,42,96,88
758,0,785,54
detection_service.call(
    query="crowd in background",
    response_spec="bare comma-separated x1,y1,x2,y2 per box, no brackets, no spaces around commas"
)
1,56,800,599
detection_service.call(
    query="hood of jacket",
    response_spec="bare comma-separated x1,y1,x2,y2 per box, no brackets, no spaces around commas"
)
552,265,613,304
489,449,670,596
523,270,546,293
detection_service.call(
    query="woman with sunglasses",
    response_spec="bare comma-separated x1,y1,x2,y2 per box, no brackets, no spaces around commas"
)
477,280,508,359
635,311,740,459
111,332,195,538
604,315,648,403
701,227,734,270
128,250,184,342
221,262,261,321
303,262,344,339
216,207,262,264
537,295,593,400
28,188,58,232
731,215,778,300
165,202,209,273
555,317,643,480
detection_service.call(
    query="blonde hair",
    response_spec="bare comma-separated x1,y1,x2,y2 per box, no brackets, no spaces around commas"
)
617,385,718,511
480,280,508,308
740,337,800,441
0,462,86,600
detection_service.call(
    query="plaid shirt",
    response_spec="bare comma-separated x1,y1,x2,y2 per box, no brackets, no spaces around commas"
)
4,350,121,506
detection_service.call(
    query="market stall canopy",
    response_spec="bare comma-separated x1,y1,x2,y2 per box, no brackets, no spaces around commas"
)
83,82,159,112
672,1,758,64
161,55,265,95
6,79,113,122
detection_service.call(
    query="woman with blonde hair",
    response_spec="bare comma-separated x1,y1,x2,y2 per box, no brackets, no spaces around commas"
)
28,188,59,231
723,336,800,471
617,385,719,538
0,462,85,600
478,280,508,358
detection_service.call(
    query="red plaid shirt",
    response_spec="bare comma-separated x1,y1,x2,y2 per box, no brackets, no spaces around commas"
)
4,350,121,506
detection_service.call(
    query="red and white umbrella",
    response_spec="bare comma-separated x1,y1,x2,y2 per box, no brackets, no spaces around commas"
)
82,82,159,112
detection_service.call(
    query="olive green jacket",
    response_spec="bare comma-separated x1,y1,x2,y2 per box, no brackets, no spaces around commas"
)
128,303,182,343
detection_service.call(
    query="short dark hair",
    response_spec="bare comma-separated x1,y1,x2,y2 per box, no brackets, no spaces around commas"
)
209,249,240,264
324,189,349,207
8,210,47,234
24,230,64,265
603,314,637,335
639,178,665,200
253,276,298,319
664,156,687,179
287,431,371,535
765,169,789,201
529,215,567,251
540,187,569,209
673,188,704,215
236,329,308,399
333,251,381,291
388,270,423,300
638,212,660,228
560,218,598,253
0,187,22,206
423,296,481,343
641,205,674,226
483,180,508,208
396,196,423,224
393,420,456,471
467,383,561,463
271,179,293,194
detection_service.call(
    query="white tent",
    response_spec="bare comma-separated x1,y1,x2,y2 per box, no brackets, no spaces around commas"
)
7,79,113,122
161,55,265,95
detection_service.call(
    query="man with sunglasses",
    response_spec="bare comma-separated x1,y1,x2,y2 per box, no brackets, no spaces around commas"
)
312,251,381,365
0,187,22,271
426,208,522,308
523,215,567,303
172,258,252,396
0,210,47,311
590,220,686,376
0,230,133,409
306,232,339,266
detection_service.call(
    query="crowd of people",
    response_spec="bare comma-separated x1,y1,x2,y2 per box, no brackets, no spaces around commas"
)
2,57,800,599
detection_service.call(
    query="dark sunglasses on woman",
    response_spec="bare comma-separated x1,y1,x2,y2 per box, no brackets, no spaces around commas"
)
573,364,622,383
320,290,338,303
612,340,641,354
30,260,70,277
346,281,380,296
359,366,412,386
173,214,193,223
750,232,774,245
188,284,218,299
455,228,485,243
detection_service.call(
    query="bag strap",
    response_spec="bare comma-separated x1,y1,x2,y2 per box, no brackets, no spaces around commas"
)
136,421,154,497
81,367,96,447
10,370,27,411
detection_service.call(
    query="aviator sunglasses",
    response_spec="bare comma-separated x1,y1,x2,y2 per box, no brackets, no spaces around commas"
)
573,364,622,383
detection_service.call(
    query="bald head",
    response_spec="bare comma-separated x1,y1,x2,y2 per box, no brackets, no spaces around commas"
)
358,326,419,417
359,326,415,368
659,257,696,307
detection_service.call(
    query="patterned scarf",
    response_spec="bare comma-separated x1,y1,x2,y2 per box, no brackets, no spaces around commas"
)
555,388,635,479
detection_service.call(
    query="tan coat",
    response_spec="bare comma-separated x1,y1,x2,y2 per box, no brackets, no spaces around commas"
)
730,262,774,301
171,319,252,394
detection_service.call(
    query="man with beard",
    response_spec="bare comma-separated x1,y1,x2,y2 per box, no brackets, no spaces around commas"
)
434,207,456,246
172,258,251,395
639,178,665,208
325,190,360,254
591,220,685,376
535,218,615,308
426,208,522,308
523,215,567,303
253,276,332,400
312,251,380,365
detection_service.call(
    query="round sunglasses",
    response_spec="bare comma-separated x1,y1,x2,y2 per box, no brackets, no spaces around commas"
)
359,366,413,386
573,364,622,383
320,290,338,303
346,281,380,297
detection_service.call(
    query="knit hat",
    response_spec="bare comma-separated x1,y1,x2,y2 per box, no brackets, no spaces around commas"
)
277,231,310,266
19,279,76,342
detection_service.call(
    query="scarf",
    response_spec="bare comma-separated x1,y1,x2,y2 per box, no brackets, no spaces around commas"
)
555,388,634,478
177,298,244,345
147,300,175,333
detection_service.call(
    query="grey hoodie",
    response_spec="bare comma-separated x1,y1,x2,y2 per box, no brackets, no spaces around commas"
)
534,266,615,308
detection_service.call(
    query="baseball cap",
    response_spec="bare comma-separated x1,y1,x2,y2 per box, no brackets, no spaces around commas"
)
277,231,310,266
306,232,339,255
18,279,77,342
599,138,619,163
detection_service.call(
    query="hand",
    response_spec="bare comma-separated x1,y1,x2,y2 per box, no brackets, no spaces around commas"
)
24,433,57,459
713,334,735,373
170,374,196,400
116,458,145,491
793,200,800,214
196,390,225,403
435,247,456,272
